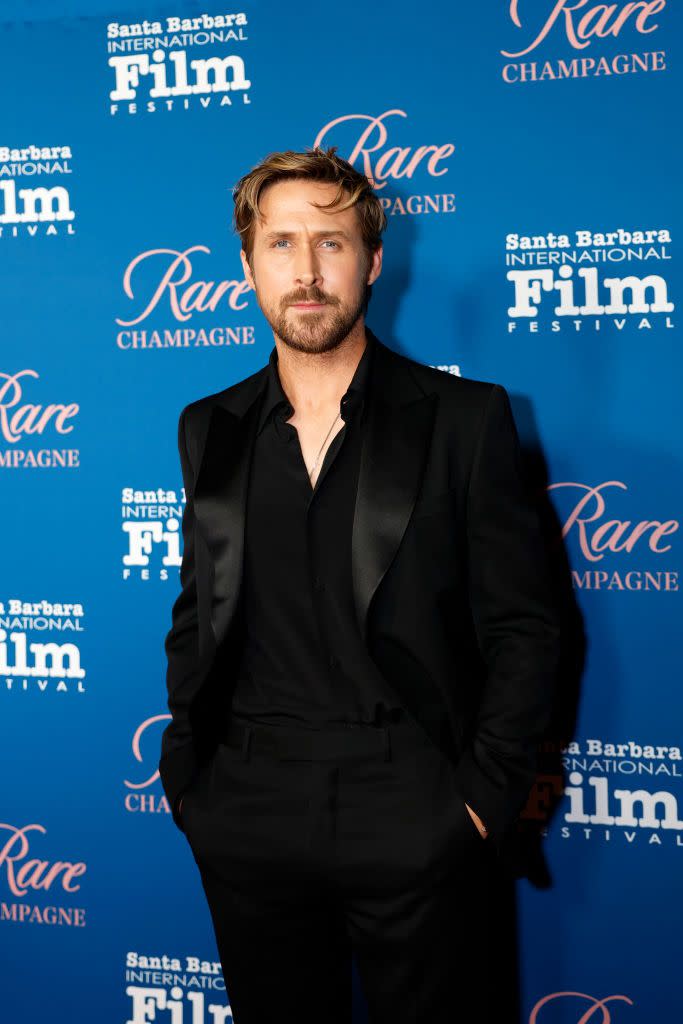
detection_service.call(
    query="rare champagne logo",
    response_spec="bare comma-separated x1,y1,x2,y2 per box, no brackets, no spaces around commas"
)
0,369,79,469
0,823,87,926
500,0,667,83
549,480,678,592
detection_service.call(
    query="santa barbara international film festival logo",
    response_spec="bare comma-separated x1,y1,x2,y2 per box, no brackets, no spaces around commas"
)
0,369,80,469
0,597,87,696
122,486,183,581
126,950,230,1023
107,11,250,117
528,733,683,852
551,480,679,592
114,110,456,351
0,144,75,240
500,0,668,84
505,226,674,335
0,823,87,927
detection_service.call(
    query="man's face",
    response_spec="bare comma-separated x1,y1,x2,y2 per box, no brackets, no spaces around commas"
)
240,178,382,354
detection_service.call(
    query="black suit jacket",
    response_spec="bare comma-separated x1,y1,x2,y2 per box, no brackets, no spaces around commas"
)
159,332,561,856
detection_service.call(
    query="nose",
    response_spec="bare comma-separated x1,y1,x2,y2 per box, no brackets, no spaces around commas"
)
293,242,322,288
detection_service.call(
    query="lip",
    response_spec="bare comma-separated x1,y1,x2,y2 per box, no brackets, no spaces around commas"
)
291,302,326,308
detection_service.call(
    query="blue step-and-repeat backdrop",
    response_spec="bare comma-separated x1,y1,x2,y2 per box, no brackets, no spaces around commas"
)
1,2,681,1021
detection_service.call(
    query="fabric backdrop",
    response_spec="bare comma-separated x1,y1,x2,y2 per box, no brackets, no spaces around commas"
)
1,1,680,1021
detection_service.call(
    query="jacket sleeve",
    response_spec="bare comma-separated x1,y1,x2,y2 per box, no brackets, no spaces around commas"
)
451,384,561,845
158,405,203,832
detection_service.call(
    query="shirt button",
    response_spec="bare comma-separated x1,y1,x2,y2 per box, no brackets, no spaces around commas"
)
329,654,339,669
314,577,325,592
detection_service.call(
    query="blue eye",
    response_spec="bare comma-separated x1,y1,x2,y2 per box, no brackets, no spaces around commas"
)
271,239,339,249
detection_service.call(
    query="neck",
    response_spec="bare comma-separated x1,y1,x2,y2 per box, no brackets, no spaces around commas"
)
274,323,368,419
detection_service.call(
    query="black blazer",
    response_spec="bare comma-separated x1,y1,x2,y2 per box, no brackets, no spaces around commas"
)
159,331,561,856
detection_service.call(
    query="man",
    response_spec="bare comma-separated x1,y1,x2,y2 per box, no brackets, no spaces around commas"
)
159,145,561,1023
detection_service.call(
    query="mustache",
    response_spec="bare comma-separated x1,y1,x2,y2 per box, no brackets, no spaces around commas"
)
284,288,337,306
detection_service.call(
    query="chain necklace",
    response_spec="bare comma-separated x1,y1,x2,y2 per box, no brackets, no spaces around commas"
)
308,410,342,484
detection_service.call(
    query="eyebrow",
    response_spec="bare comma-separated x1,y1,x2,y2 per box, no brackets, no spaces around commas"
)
261,229,351,242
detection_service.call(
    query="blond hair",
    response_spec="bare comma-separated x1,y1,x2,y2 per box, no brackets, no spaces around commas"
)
232,145,387,268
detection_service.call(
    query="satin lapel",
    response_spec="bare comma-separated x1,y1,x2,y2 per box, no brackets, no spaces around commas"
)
191,337,437,651
193,393,263,648
352,360,438,645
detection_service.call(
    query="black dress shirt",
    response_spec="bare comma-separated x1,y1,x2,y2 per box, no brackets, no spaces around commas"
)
228,331,403,729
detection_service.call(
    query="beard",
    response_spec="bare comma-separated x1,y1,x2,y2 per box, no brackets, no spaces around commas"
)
253,276,370,356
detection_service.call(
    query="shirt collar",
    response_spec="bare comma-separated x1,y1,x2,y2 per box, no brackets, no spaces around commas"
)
256,331,376,436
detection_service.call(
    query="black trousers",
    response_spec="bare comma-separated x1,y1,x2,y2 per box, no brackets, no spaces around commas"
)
180,709,509,1024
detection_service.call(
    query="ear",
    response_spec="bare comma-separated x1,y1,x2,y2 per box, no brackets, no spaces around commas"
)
366,243,383,287
240,249,256,290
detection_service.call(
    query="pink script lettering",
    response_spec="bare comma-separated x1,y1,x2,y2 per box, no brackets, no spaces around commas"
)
0,370,79,445
549,480,678,562
124,713,171,790
116,246,252,326
502,0,666,58
314,110,454,191
530,989,634,1021
0,824,87,897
